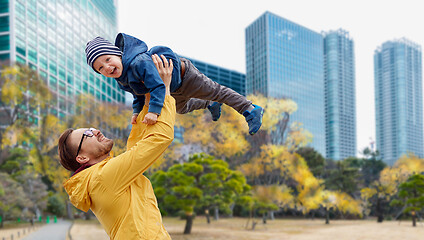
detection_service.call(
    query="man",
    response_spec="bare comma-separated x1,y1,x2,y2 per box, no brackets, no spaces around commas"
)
58,55,174,239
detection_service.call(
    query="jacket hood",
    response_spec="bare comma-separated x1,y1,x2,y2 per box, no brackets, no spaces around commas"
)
115,33,148,79
63,168,93,212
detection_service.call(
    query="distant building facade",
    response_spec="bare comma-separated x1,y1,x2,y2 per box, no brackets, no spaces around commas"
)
183,56,246,96
0,0,125,124
323,29,357,160
374,38,423,165
245,11,325,156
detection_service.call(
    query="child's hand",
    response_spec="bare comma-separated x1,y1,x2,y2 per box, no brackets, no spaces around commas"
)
142,112,158,125
131,114,139,124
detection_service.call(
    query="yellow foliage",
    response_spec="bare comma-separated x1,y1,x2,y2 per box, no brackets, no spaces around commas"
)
369,154,424,199
286,122,313,151
252,184,296,209
333,191,362,216
175,94,299,158
247,95,297,132
360,187,377,201
1,65,53,110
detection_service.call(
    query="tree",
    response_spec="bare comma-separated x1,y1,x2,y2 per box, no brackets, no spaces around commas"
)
0,173,30,227
296,147,325,177
391,174,424,227
46,193,66,217
0,148,28,176
151,154,250,234
16,171,48,218
0,65,53,157
252,185,294,224
360,158,386,186
361,154,424,222
0,147,49,220
324,159,360,196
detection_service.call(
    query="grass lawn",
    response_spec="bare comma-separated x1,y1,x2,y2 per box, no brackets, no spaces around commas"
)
69,216,424,240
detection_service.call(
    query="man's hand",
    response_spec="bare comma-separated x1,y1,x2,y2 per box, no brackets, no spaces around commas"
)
152,54,173,95
131,113,139,124
137,55,172,125
142,112,158,125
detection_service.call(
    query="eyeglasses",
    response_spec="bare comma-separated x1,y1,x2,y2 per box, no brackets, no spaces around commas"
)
75,128,97,157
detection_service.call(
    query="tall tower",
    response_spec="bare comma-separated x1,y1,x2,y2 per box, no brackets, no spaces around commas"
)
0,0,125,121
245,11,325,156
374,38,423,165
323,29,357,160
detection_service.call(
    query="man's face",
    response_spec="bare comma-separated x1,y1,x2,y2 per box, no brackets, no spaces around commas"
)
93,55,123,78
68,128,114,160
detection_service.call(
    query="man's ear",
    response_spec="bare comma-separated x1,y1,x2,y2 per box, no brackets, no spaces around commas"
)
76,155,90,164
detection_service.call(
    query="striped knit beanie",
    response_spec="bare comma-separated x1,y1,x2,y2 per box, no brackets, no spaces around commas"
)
85,37,122,73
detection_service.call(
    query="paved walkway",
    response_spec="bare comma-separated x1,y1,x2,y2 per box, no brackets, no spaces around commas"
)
22,220,72,240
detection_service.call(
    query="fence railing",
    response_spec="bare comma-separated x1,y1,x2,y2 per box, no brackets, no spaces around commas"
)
0,225,40,240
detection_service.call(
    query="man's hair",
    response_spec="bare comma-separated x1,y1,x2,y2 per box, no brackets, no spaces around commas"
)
58,129,81,172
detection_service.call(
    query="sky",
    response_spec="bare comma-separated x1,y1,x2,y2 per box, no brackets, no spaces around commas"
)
117,0,424,156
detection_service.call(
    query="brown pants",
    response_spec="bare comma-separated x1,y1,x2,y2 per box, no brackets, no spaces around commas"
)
171,58,252,115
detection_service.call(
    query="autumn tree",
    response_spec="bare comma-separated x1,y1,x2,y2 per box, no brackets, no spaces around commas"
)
296,147,325,178
324,159,361,196
0,148,48,220
0,65,70,218
0,172,30,227
0,65,53,155
151,153,250,234
252,185,294,224
361,154,424,222
391,174,424,227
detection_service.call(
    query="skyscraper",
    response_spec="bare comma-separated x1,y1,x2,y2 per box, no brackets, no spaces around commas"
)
0,0,125,121
245,11,325,156
374,38,423,165
323,29,356,160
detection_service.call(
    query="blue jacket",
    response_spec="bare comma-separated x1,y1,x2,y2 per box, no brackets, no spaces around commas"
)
115,33,182,115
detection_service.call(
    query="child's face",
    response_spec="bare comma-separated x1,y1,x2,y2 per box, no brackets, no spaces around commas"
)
93,55,123,78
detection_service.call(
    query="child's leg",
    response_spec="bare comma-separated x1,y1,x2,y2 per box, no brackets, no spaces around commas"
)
174,58,252,114
171,94,211,114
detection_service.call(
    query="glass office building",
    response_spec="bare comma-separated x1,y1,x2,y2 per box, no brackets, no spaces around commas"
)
245,11,325,156
0,0,125,122
183,56,246,96
323,29,356,160
374,38,423,165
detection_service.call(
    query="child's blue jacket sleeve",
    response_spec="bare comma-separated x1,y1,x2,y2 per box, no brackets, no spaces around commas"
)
131,56,166,115
132,94,145,114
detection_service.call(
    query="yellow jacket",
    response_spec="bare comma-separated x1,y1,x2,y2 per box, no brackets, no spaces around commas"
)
64,96,175,240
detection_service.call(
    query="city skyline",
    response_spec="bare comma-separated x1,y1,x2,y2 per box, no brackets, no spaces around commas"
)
118,0,424,156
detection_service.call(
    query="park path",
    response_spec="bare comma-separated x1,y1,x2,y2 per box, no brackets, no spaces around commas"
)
21,220,72,240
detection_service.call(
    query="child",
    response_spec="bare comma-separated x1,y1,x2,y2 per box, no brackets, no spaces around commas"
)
85,33,264,135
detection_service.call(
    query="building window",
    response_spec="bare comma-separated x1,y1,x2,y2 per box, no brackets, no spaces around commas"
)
28,46,37,63
0,16,9,32
49,60,57,75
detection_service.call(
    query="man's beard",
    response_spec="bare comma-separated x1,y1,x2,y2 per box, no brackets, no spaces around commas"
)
94,139,114,158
